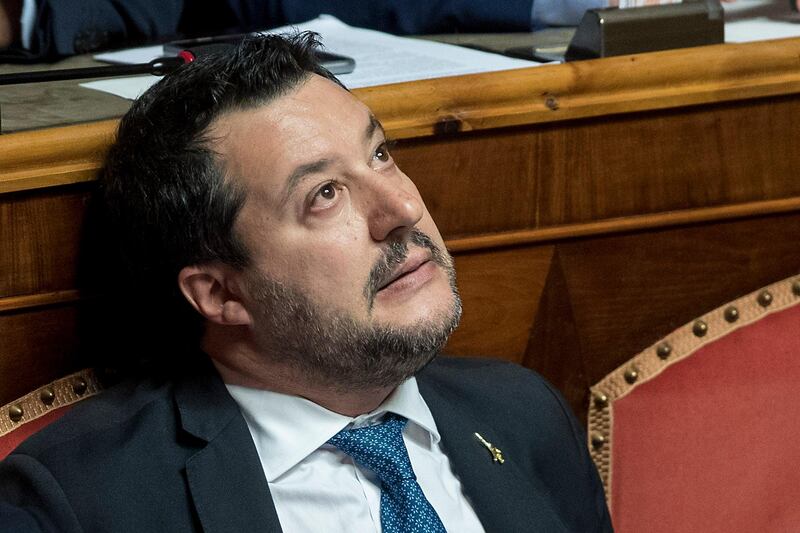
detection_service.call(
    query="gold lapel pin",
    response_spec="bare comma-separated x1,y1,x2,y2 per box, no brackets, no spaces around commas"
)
474,432,505,464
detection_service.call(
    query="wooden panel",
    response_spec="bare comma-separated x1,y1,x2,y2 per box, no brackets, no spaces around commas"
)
445,245,554,363
4,38,800,193
396,95,800,239
0,121,115,194
0,187,90,298
524,249,585,415
0,305,83,405
526,212,800,423
357,38,800,138
2,38,800,427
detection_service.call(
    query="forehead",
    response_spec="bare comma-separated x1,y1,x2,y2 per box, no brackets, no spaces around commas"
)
208,75,372,196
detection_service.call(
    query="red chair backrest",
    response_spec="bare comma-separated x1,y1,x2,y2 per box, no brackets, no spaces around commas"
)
0,369,102,460
589,277,800,533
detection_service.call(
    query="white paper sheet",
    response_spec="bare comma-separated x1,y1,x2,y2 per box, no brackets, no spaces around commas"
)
82,15,539,100
724,0,800,42
93,45,165,65
81,76,159,100
284,15,539,87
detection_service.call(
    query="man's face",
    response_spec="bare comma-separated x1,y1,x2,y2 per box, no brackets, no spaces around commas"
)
209,74,460,389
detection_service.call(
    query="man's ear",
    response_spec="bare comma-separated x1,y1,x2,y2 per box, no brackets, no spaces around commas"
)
178,264,252,326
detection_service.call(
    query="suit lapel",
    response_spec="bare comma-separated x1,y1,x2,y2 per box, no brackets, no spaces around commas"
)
175,366,283,533
170,359,570,532
417,375,571,532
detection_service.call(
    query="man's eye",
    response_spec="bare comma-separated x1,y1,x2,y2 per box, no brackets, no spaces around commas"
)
318,183,337,200
374,142,391,163
309,181,341,211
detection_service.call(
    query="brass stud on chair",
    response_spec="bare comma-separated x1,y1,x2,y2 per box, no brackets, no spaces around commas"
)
591,433,606,450
40,388,56,406
593,393,609,409
693,320,708,338
792,280,800,297
8,405,23,423
724,306,739,323
624,368,639,384
72,377,88,396
656,342,672,360
757,290,773,308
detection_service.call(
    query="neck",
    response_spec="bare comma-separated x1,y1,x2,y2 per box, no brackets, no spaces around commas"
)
204,330,394,417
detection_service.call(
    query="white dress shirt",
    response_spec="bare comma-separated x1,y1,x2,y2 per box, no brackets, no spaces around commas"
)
20,0,36,49
226,378,485,533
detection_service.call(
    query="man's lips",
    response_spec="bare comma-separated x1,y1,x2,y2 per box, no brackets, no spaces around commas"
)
377,251,432,293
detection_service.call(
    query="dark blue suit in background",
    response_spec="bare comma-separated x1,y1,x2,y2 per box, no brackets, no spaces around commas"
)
15,0,533,59
0,357,612,532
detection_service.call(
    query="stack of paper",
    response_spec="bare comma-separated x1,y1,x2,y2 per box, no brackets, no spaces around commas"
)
83,15,539,100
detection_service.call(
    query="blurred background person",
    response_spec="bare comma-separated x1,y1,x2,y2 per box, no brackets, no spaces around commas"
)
0,0,607,60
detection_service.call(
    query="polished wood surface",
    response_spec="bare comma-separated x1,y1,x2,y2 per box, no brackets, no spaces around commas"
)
2,38,800,422
522,213,800,422
448,246,554,361
0,121,115,193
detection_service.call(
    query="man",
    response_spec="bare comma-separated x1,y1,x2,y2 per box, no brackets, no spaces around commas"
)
0,0,605,59
0,34,612,532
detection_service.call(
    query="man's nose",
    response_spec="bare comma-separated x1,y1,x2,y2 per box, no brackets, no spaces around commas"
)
365,177,424,242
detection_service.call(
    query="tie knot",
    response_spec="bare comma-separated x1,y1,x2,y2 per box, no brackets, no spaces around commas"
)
328,414,415,486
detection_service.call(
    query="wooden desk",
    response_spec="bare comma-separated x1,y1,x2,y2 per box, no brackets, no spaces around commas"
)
2,38,800,424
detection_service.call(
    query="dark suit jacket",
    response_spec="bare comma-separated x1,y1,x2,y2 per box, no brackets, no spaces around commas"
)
0,357,611,532
4,0,533,60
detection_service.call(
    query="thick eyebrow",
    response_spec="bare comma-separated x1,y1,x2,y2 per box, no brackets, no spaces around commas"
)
365,113,384,145
283,159,333,203
281,113,386,203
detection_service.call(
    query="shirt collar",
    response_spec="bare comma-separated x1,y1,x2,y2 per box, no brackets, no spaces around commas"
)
225,377,440,482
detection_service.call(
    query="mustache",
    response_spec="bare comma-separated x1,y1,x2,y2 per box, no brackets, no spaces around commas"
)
364,228,449,309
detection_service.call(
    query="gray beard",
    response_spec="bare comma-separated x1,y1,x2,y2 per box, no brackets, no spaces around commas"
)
245,229,462,391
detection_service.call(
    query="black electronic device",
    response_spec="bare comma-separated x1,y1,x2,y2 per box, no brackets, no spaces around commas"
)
564,0,724,61
504,44,569,63
505,0,724,63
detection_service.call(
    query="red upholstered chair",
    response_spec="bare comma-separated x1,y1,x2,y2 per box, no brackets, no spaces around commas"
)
0,369,102,460
588,276,800,532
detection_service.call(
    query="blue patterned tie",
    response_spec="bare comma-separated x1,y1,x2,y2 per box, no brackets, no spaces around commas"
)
328,414,447,533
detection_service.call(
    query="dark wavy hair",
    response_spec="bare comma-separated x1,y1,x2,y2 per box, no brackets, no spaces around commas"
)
93,32,342,371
